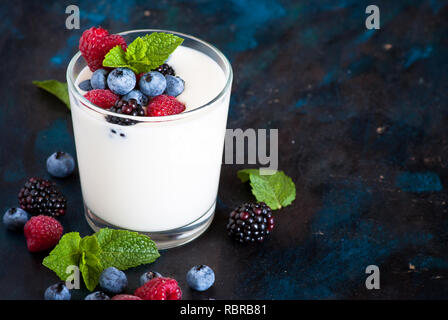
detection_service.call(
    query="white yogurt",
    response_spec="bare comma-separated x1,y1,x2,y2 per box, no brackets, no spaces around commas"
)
70,46,230,232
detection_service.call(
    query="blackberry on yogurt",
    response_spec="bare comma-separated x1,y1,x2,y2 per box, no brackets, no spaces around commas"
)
226,202,274,243
152,63,175,76
106,99,145,126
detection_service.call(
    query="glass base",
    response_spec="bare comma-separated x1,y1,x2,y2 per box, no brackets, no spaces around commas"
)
84,201,215,250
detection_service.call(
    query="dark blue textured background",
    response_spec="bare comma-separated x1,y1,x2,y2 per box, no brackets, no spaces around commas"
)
0,0,447,299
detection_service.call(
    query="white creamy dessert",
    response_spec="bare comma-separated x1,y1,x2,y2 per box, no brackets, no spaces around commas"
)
70,45,230,233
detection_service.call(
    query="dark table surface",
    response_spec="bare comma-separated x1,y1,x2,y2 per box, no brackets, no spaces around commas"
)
0,0,447,300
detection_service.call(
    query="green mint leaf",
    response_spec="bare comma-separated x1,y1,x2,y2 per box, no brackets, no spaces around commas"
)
102,45,137,73
141,32,183,70
102,33,183,74
95,228,160,270
237,169,296,210
79,235,103,291
237,169,261,183
42,232,82,281
79,251,103,291
33,80,70,109
125,37,149,63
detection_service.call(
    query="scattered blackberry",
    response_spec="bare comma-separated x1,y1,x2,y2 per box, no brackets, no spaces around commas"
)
105,99,145,126
152,63,175,76
18,178,67,217
226,202,274,243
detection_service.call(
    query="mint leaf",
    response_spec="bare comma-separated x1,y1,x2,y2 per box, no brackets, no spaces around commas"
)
95,228,160,270
79,235,103,291
141,33,183,70
33,80,70,109
42,232,82,281
102,45,136,72
237,169,296,210
102,32,183,74
80,252,103,291
237,169,261,183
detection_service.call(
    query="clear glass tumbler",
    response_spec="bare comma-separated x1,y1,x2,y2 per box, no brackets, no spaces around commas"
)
66,29,233,249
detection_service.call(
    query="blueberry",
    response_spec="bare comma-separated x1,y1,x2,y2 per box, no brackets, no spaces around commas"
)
44,282,71,300
139,71,166,96
91,69,108,89
139,271,162,286
107,67,136,95
2,207,29,231
123,89,148,106
165,75,185,97
186,265,215,291
85,291,110,300
46,151,75,178
99,267,127,294
78,79,93,91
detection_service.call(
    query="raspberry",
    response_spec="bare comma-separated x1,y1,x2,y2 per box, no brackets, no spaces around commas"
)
18,177,67,217
24,215,63,252
111,294,142,300
152,63,175,76
84,89,119,109
136,72,145,83
106,99,145,126
147,95,186,117
226,202,274,243
79,27,127,71
134,277,182,300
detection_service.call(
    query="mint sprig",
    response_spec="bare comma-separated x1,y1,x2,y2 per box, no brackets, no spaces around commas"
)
95,228,160,270
237,169,296,210
33,80,70,109
43,229,160,291
103,32,183,74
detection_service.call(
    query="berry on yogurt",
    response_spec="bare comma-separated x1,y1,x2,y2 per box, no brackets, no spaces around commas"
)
107,67,136,95
165,75,185,97
139,71,166,97
90,68,108,90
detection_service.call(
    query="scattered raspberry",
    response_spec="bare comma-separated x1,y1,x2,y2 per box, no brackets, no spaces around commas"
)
111,294,142,300
24,215,63,252
18,177,66,217
134,277,182,300
84,89,119,109
147,95,186,117
79,27,127,71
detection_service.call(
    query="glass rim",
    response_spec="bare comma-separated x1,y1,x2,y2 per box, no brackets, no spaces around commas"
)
66,29,233,122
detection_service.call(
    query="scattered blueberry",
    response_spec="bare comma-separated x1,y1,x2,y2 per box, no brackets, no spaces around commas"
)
91,69,108,89
2,207,29,231
99,267,127,294
85,291,110,300
186,265,215,291
139,71,166,97
107,67,136,95
123,89,148,106
165,75,185,97
46,151,75,178
139,271,162,286
44,282,71,300
78,79,93,91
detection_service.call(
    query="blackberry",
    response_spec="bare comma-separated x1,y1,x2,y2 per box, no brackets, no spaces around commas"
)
18,177,67,217
106,99,145,126
152,63,175,76
226,202,274,243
